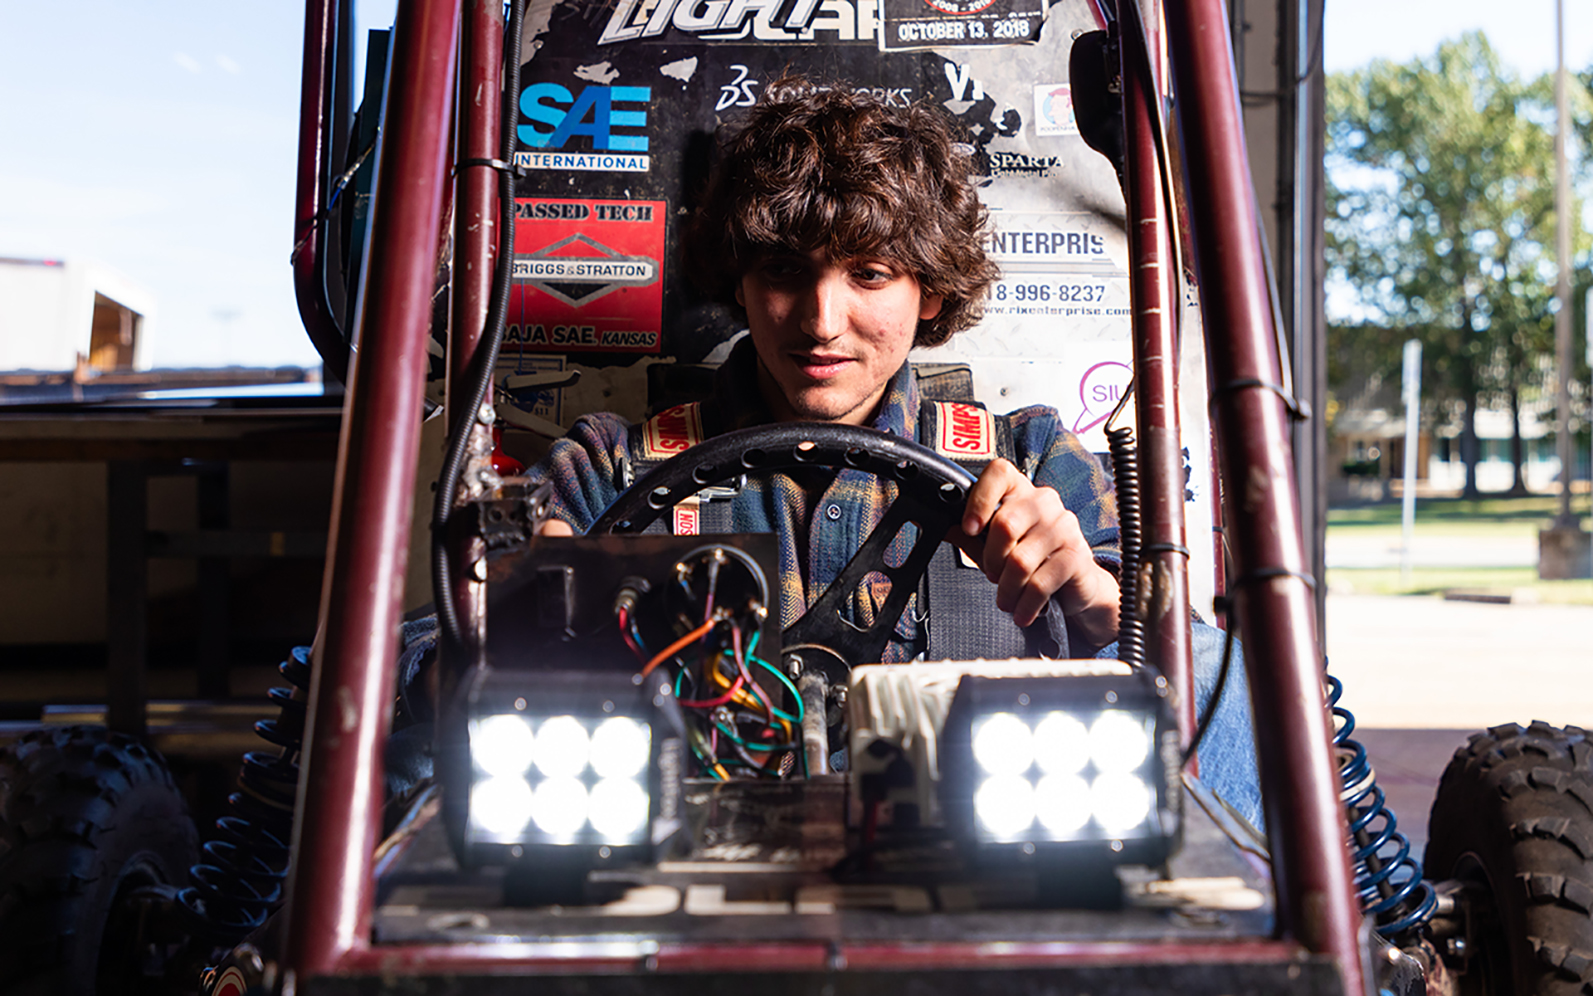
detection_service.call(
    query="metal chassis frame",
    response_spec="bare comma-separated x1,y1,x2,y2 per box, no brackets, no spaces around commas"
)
278,0,1367,991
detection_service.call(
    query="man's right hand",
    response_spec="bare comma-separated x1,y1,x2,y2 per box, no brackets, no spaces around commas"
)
949,458,1119,645
535,518,574,536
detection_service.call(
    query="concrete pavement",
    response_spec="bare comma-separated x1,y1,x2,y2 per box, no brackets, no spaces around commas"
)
1324,593,1593,730
1319,591,1592,859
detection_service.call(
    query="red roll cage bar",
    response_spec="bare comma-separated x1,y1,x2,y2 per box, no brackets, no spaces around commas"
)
280,0,1364,990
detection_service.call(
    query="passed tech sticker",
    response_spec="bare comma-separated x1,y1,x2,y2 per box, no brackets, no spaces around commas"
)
509,198,666,354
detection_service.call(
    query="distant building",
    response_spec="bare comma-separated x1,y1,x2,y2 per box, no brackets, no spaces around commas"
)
1332,404,1566,499
0,257,155,374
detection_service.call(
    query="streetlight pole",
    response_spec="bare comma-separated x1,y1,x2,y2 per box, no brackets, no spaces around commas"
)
1555,0,1572,525
1541,0,1593,578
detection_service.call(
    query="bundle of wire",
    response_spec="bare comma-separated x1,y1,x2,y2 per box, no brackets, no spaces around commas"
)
617,606,804,779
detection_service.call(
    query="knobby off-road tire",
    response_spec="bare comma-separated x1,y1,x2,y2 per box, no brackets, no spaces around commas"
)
1426,721,1593,995
0,726,198,996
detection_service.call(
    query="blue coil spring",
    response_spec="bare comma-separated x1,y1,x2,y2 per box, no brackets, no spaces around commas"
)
1327,674,1437,940
178,645,309,943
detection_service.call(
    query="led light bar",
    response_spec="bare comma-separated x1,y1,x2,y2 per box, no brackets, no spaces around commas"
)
940,670,1181,868
467,713,653,844
441,668,684,869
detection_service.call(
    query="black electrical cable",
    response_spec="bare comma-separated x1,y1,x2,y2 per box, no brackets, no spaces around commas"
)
432,0,527,652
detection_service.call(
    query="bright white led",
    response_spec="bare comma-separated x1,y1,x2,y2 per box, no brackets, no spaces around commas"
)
470,776,533,838
974,774,1035,839
530,776,589,837
1034,773,1092,835
532,715,590,777
1092,772,1153,833
471,714,535,778
588,777,650,840
1090,711,1151,773
1032,712,1090,775
972,713,1034,775
589,717,651,779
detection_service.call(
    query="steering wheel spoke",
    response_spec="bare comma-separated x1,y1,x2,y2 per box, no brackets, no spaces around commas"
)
783,490,959,667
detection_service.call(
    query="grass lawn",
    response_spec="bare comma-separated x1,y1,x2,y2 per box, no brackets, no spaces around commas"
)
1326,566,1593,604
1327,494,1593,605
1328,494,1589,530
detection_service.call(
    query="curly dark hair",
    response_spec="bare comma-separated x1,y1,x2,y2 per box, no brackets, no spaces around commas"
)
680,77,999,348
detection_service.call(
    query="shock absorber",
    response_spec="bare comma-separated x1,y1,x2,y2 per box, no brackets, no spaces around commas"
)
179,645,310,944
1327,674,1437,941
1106,424,1145,670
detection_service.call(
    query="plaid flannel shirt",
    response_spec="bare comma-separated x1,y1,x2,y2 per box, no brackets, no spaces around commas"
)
530,338,1120,662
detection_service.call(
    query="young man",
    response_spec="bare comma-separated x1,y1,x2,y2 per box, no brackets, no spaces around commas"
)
534,80,1120,660
527,81,1259,824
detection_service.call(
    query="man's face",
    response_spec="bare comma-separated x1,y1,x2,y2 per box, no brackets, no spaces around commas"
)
737,249,943,426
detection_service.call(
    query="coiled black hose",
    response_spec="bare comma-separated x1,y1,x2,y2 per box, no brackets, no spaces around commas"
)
431,0,527,652
1106,424,1145,670
178,646,310,943
1327,674,1437,941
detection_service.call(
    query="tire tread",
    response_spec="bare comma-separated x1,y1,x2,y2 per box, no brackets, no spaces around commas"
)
1428,722,1593,995
0,726,196,994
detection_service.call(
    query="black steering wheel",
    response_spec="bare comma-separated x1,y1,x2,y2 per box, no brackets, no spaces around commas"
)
589,422,975,673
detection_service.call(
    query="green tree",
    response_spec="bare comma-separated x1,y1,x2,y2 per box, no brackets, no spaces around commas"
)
1326,33,1580,496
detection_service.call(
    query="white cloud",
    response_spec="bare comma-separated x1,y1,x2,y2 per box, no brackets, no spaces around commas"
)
173,52,202,74
215,54,242,75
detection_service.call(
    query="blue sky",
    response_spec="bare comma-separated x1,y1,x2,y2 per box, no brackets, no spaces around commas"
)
1324,0,1592,75
0,0,1585,368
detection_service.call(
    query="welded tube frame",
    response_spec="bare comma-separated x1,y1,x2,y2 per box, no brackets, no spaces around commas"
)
1118,2,1195,751
291,0,351,386
446,0,506,660
276,0,1364,986
1162,0,1366,991
280,0,462,982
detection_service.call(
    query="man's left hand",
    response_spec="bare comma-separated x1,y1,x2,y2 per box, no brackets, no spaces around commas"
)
949,459,1120,645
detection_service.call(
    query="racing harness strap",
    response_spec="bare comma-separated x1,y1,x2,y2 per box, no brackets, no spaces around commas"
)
625,402,738,535
917,400,1066,661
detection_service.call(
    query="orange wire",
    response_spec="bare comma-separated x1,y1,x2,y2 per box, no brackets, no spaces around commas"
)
640,617,718,678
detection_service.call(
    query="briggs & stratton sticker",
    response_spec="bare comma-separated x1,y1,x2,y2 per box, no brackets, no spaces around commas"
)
878,0,1043,51
510,198,666,354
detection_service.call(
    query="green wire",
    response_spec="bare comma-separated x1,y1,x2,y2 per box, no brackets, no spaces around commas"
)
745,631,815,777
711,719,798,751
748,656,803,722
671,628,805,775
746,624,805,722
